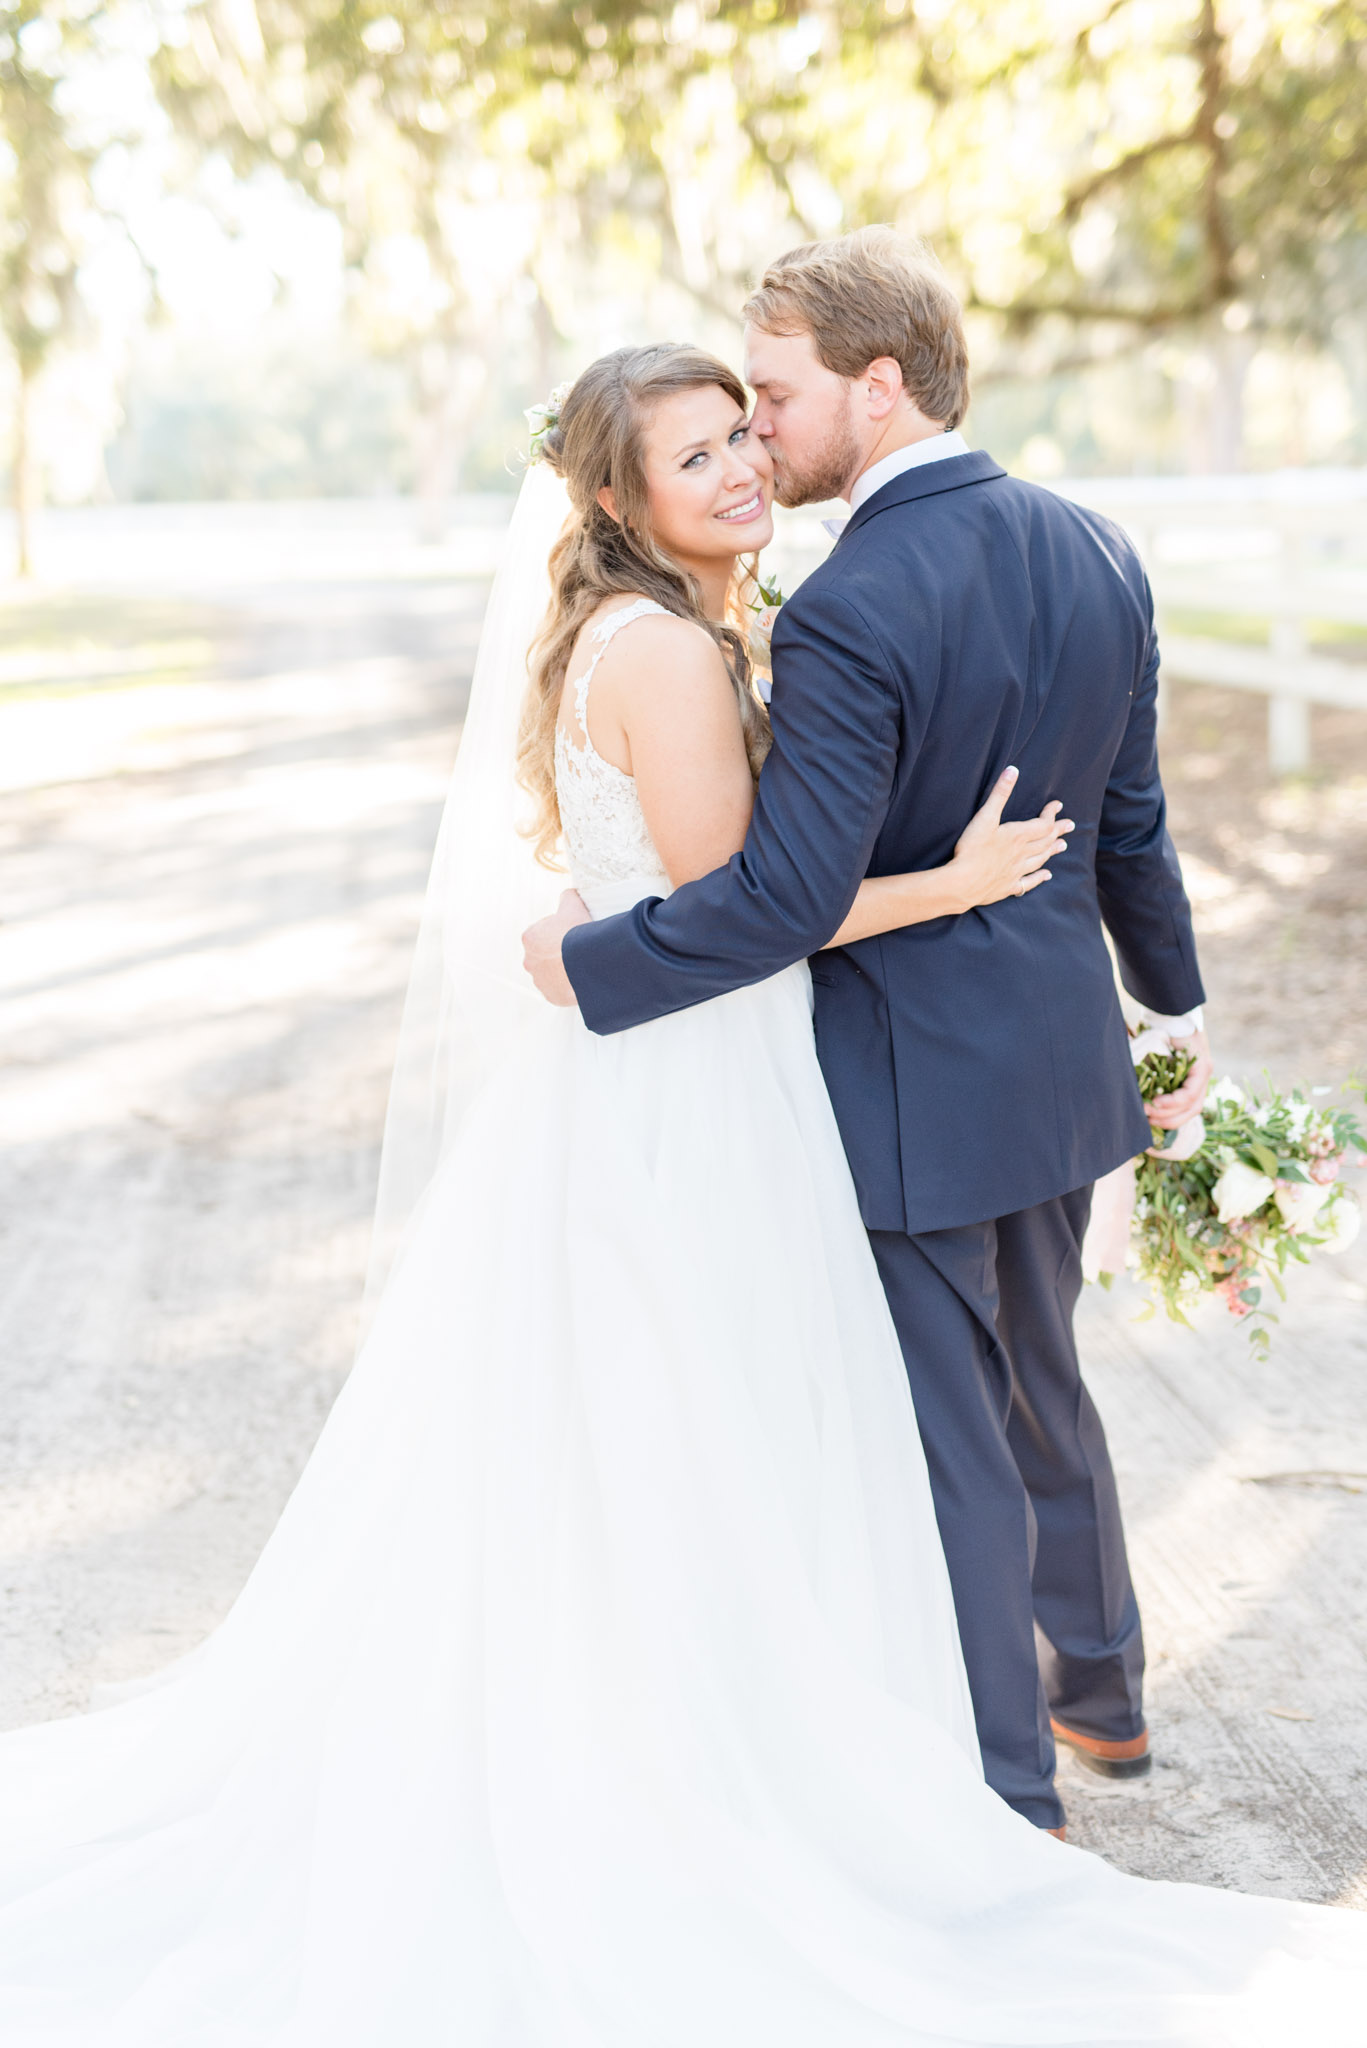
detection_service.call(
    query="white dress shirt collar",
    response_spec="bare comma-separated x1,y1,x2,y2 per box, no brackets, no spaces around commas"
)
848,429,970,514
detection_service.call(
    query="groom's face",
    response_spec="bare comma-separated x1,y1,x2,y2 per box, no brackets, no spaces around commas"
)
744,325,862,508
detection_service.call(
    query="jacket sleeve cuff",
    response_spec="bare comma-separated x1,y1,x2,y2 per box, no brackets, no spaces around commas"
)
562,917,612,1034
1125,994,1205,1037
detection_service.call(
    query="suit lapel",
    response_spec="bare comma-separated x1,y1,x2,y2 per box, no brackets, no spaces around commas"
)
837,449,1007,545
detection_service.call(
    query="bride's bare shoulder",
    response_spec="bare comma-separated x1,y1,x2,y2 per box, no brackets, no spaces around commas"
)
574,596,722,674
575,594,706,640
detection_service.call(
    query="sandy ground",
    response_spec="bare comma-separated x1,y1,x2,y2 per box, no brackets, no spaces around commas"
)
1,504,1365,1910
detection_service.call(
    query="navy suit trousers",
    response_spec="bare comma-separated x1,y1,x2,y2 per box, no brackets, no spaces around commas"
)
869,1187,1145,1829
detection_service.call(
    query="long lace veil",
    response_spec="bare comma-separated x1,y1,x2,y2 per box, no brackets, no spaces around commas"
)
361,462,572,1330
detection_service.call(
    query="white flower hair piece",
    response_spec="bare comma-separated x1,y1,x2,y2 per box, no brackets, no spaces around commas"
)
526,381,573,465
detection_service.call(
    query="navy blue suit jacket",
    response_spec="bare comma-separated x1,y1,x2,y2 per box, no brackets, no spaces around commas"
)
562,451,1204,1235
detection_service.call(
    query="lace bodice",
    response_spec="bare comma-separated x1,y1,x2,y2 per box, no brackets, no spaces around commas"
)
554,600,672,891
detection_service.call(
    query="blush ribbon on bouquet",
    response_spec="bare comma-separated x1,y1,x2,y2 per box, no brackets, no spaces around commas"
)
1082,1027,1205,1283
1081,1114,1205,1284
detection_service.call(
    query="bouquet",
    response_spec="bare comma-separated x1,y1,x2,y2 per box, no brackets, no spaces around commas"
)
1115,1032,1364,1351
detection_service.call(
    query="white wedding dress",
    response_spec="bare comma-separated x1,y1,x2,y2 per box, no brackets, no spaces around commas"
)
0,598,1364,2045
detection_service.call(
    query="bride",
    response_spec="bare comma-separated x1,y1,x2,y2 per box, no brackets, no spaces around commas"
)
0,341,1362,2046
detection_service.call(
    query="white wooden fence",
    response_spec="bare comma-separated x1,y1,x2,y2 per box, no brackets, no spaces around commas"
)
1055,471,1367,776
773,468,1367,777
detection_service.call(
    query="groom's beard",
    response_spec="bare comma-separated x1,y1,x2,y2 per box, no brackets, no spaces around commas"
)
769,388,860,508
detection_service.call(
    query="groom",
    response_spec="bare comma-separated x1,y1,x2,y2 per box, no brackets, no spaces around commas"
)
523,227,1212,1831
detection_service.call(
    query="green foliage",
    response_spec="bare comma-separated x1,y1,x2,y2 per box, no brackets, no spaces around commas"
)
1137,1044,1196,1115
0,0,97,383
150,0,1367,379
0,0,127,564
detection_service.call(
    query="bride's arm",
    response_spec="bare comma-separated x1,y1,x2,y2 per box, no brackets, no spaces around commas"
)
825,770,1073,948
600,626,1071,930
596,613,757,886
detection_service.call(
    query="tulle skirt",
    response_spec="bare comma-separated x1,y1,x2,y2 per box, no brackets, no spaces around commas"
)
0,879,1363,2044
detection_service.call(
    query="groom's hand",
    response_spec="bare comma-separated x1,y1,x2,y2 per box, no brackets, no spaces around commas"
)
522,890,590,1007
1146,1025,1213,1128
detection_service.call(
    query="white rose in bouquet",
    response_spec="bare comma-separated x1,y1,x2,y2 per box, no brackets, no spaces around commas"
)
1209,1077,1247,1112
1274,1180,1329,1233
1212,1159,1275,1224
1318,1190,1362,1254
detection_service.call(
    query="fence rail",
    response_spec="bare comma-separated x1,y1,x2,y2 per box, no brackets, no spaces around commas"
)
1056,472,1367,775
775,472,1367,777
10,484,1364,779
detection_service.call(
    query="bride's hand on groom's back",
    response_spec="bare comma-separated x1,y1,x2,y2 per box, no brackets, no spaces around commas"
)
949,768,1074,912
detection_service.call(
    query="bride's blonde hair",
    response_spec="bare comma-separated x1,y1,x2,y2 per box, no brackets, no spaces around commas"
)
516,343,772,866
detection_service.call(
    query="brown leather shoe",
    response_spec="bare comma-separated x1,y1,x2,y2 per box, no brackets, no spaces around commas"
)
1046,1824,1067,1841
1051,1718,1151,1779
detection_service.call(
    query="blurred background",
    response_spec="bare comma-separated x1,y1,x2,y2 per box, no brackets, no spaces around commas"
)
5,0,1362,1059
3,0,1367,1900
4,0,1367,517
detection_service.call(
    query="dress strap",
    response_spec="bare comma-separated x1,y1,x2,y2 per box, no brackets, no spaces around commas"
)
572,600,672,736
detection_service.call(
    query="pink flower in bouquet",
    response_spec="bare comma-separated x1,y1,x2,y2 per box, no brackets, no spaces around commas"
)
1309,1154,1341,1187
1214,1276,1253,1319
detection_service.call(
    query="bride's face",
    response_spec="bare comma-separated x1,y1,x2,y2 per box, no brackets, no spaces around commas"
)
634,384,774,568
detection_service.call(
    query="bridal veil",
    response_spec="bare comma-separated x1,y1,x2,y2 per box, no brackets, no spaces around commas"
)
364,462,571,1320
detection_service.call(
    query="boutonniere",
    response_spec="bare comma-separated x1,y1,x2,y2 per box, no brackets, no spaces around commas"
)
747,570,785,666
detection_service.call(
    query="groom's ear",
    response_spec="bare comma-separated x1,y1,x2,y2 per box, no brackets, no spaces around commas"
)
597,485,621,523
863,356,907,422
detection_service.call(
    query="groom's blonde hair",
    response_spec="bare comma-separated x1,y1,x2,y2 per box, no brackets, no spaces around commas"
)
743,226,970,430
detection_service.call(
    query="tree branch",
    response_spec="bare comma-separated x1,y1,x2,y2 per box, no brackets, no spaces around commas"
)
1061,123,1200,222
739,114,822,243
972,336,1149,387
654,210,750,328
968,289,1214,329
1074,0,1136,61
1191,0,1235,303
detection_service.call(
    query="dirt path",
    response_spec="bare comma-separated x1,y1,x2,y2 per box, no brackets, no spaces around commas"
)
1,508,1364,1907
0,516,485,1721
